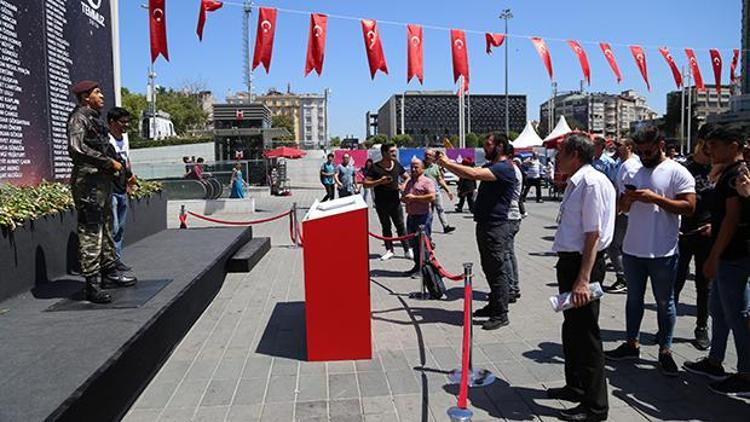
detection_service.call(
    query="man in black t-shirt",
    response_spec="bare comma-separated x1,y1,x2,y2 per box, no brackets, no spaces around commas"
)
363,143,412,261
675,127,714,350
683,123,750,397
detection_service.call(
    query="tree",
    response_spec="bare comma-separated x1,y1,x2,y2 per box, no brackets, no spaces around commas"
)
271,114,296,140
465,132,480,147
154,87,208,135
121,88,147,138
508,131,520,141
329,136,341,147
391,134,412,147
365,134,388,148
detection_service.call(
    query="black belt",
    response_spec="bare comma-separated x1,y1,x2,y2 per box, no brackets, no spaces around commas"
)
557,251,605,258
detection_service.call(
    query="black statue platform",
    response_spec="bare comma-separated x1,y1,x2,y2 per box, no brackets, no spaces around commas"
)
0,227,271,422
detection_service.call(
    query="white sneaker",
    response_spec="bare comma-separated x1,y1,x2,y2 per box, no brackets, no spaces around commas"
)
380,250,394,261
405,249,414,259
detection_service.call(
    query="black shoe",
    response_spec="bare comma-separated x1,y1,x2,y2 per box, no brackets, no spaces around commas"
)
559,404,606,421
115,261,132,272
481,316,509,330
509,295,517,304
658,352,679,377
515,291,521,299
444,226,456,234
454,208,462,213
473,305,494,318
694,326,710,351
85,276,112,304
683,358,728,381
604,342,640,361
604,276,627,293
547,386,584,402
101,267,137,289
708,374,750,397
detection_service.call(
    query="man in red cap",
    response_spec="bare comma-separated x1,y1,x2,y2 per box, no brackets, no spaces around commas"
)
68,80,137,304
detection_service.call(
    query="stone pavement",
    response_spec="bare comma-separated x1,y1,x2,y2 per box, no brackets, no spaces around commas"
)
123,185,748,421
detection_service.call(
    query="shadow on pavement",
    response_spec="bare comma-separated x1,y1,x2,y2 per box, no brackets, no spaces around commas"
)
255,301,307,361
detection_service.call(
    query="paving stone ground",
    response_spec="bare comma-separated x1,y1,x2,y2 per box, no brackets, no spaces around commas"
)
124,158,748,422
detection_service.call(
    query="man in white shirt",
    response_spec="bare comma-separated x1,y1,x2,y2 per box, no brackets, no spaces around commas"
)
605,126,696,377
521,153,544,203
550,134,615,422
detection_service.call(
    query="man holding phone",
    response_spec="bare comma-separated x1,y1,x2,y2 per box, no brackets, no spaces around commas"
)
364,143,412,261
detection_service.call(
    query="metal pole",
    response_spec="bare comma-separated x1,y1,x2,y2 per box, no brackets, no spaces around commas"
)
687,70,693,154
292,202,298,247
449,263,496,388
467,92,472,135
400,92,405,135
680,65,686,155
500,9,512,137
179,204,187,229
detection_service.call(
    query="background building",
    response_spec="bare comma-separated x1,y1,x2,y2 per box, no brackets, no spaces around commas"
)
665,85,733,135
365,111,378,138
376,91,526,144
539,89,657,139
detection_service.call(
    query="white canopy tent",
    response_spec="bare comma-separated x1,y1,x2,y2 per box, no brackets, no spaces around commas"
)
543,116,573,143
512,121,544,149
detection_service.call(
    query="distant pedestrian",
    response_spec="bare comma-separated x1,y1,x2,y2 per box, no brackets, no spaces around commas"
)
549,133,614,422
230,162,249,199
454,157,476,213
505,144,523,303
437,133,517,330
361,158,375,205
521,153,543,203
402,158,436,276
334,153,358,198
320,153,336,202
424,149,456,233
364,143,412,261
592,137,618,184
513,158,528,217
605,126,696,377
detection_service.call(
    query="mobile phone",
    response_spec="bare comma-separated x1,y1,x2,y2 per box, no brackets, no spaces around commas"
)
624,184,637,190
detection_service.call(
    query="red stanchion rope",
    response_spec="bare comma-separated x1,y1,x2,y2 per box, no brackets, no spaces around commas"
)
422,236,464,281
457,275,472,409
288,213,296,244
186,209,292,226
367,231,417,242
296,222,304,247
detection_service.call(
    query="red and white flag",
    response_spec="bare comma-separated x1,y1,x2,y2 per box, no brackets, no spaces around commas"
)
709,49,723,97
361,19,388,79
567,40,590,85
407,24,423,84
304,13,328,76
685,48,705,92
731,49,740,84
629,45,650,91
485,33,505,54
599,42,622,83
658,47,682,88
196,0,222,41
252,7,277,73
530,37,553,80
149,0,169,62
451,29,470,91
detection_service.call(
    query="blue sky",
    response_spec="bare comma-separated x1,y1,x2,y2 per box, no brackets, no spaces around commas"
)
119,0,743,138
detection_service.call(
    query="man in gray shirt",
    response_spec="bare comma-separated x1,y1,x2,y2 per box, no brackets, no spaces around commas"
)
335,153,359,198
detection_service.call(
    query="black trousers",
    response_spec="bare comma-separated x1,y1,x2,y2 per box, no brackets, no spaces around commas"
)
675,233,712,328
556,252,608,417
322,184,336,202
456,192,475,212
375,200,410,252
476,222,515,317
521,177,542,202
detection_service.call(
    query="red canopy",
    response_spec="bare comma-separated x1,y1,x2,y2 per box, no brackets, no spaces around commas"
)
264,146,307,159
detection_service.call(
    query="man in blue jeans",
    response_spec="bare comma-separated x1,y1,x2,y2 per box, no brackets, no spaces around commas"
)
107,107,135,272
605,126,696,376
401,158,436,276
683,123,750,396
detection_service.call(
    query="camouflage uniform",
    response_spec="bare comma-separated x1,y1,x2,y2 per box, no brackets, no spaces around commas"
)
67,105,119,277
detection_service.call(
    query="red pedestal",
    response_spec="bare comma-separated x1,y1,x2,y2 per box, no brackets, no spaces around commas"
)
302,196,371,361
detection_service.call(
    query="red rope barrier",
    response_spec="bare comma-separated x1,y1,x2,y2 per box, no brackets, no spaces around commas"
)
186,210,292,226
296,223,304,247
288,213,296,244
457,278,472,409
368,231,417,242
178,213,187,229
422,236,464,281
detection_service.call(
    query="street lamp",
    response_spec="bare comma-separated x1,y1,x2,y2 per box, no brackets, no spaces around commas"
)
499,8,513,137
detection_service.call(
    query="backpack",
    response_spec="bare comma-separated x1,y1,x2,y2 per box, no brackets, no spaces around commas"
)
421,260,446,300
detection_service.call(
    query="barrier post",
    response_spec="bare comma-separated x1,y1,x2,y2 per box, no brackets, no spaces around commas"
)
179,205,187,229
291,202,298,248
408,225,430,300
449,263,496,388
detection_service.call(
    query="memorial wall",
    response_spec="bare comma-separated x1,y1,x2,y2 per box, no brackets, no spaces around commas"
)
0,0,115,185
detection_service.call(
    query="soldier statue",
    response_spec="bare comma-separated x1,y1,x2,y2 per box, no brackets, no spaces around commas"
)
67,80,137,304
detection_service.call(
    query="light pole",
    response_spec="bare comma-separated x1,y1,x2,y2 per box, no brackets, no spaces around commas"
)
500,8,513,136
141,4,157,139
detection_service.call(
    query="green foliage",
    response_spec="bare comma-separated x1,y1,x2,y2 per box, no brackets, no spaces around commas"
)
391,134,413,147
465,132,480,147
272,115,296,140
0,181,162,230
330,136,341,147
121,87,148,139
120,87,208,136
508,131,520,141
365,134,388,148
449,135,460,146
130,136,213,149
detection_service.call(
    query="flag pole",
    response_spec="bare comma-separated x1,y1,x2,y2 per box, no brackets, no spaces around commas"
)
500,9,513,137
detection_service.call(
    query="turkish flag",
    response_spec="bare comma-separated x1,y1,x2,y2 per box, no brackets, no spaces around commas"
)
658,47,682,88
361,19,388,79
196,0,222,41
731,49,740,84
685,48,705,92
567,40,590,85
485,33,505,54
629,45,650,91
451,29,470,90
709,49,723,97
149,0,169,62
530,37,553,80
599,42,622,83
407,24,423,84
252,7,277,73
305,13,328,76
